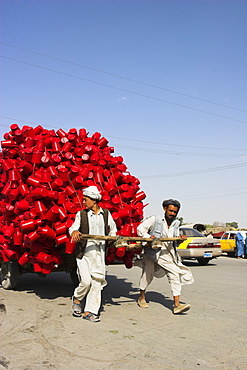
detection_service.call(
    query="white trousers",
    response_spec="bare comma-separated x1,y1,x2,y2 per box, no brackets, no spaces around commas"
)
139,255,182,296
74,257,103,315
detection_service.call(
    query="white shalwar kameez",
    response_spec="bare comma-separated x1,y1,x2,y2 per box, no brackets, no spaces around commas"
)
69,208,117,315
137,216,194,297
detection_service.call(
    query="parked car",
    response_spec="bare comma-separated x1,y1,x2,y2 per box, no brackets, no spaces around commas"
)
177,227,222,265
220,231,247,257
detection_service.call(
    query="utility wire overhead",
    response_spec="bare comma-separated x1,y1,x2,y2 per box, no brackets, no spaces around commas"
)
1,41,246,114
180,190,247,202
181,187,247,199
107,135,246,151
113,144,243,158
0,116,246,153
150,188,247,203
1,55,246,125
180,191,247,203
139,162,247,178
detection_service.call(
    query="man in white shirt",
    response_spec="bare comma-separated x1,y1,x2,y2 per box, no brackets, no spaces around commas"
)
137,199,194,314
69,186,117,322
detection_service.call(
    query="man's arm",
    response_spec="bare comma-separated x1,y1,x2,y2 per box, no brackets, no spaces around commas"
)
174,220,187,242
137,216,156,238
69,211,82,242
108,212,117,236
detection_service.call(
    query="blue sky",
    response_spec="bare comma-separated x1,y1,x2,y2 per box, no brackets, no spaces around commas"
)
1,0,246,227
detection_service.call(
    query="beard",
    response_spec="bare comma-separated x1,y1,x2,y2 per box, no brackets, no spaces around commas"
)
165,214,176,222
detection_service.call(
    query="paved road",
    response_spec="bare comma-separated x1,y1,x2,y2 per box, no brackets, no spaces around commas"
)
1,255,246,370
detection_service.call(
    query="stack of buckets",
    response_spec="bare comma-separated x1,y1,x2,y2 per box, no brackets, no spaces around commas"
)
0,124,146,274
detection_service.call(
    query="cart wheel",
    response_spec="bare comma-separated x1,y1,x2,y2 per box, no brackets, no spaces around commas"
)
69,266,79,286
0,260,19,290
196,258,210,265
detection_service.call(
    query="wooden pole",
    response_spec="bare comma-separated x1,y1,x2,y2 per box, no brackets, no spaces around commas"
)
79,234,183,243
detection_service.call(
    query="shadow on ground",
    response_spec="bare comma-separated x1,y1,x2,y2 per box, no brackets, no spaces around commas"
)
2,260,208,309
4,271,75,300
102,273,174,312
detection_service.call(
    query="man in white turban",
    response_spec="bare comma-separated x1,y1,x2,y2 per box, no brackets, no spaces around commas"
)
69,186,117,322
83,185,102,201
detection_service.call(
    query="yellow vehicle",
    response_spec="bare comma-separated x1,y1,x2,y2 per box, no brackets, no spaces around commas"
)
220,231,247,257
178,227,222,265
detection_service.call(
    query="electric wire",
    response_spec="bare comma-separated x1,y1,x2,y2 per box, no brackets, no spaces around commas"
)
1,55,246,125
139,162,247,179
0,121,246,174
181,186,247,199
1,41,246,114
181,190,247,202
113,143,244,158
0,119,246,153
151,190,247,203
106,135,246,151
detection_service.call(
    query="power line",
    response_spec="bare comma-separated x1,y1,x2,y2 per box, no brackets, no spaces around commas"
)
1,55,246,125
107,135,246,151
139,162,247,178
152,190,247,202
1,41,246,114
1,120,238,158
181,187,247,200
113,144,242,158
0,119,246,152
150,187,247,203
182,190,247,202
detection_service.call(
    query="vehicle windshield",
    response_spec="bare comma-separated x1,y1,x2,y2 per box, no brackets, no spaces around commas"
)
179,228,205,237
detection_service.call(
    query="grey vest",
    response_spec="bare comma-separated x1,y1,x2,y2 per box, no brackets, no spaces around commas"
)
144,215,163,262
144,216,180,262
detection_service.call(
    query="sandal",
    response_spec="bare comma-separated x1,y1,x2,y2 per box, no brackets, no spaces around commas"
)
137,298,149,308
71,296,82,317
83,313,100,322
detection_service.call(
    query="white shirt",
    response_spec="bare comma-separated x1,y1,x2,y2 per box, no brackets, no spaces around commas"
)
137,215,180,249
137,214,194,285
69,208,117,282
69,208,117,247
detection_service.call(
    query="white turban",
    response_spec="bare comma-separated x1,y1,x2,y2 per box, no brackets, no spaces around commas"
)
83,186,102,201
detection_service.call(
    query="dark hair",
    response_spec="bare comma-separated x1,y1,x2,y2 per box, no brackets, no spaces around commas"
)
83,194,100,203
162,199,181,210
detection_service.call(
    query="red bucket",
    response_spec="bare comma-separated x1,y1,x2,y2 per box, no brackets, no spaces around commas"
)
56,234,68,245
26,230,40,242
58,207,68,222
56,129,67,138
81,154,90,162
97,137,108,148
18,253,30,266
38,226,56,239
51,178,63,190
36,252,52,264
32,152,43,164
46,206,59,222
8,168,21,181
4,225,15,239
8,188,19,200
16,199,30,211
55,223,67,235
58,167,69,181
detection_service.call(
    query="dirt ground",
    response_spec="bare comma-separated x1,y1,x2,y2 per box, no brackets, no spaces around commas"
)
1,256,246,370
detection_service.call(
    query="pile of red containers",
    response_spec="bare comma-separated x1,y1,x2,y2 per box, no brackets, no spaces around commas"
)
0,124,146,274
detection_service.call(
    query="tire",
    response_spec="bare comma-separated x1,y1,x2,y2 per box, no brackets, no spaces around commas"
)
69,266,79,286
227,252,235,257
0,260,19,290
196,258,210,265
